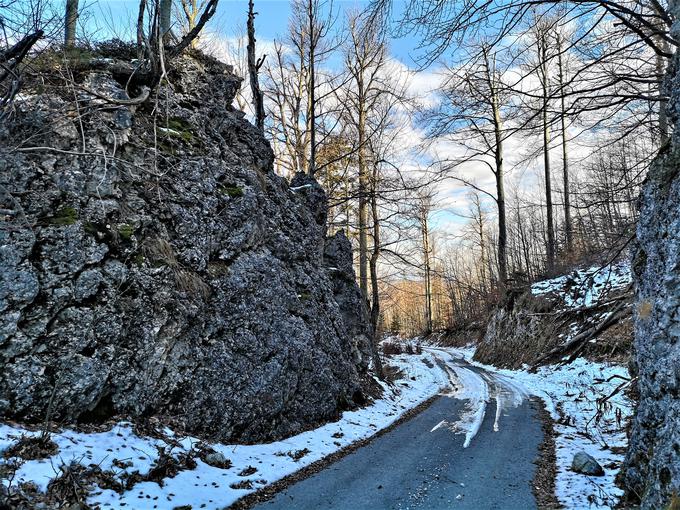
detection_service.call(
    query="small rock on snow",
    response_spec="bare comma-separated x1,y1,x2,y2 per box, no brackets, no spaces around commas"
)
571,451,604,476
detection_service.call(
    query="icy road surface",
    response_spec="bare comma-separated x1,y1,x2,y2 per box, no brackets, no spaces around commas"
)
256,348,543,510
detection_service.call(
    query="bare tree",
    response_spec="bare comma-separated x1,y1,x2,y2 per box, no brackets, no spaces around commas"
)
303,0,336,176
415,192,434,333
178,0,206,44
535,22,556,270
247,0,265,132
430,42,511,286
341,12,398,301
264,0,339,176
64,0,78,46
555,30,573,252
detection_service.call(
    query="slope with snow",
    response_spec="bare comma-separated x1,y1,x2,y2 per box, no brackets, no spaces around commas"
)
531,261,632,310
0,353,448,510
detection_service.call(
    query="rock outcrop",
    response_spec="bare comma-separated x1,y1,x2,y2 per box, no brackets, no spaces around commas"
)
623,81,680,510
0,49,372,442
623,3,680,506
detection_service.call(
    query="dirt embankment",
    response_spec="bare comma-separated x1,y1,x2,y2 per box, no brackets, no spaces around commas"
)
474,269,633,369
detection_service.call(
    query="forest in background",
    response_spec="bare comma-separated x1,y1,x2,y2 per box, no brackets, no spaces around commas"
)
212,0,660,337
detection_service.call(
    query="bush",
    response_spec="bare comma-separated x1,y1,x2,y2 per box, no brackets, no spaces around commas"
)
382,341,422,356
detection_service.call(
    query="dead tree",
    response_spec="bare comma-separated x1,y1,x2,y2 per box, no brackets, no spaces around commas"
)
247,0,266,132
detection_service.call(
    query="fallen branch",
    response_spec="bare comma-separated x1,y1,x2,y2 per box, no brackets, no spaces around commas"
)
531,301,628,369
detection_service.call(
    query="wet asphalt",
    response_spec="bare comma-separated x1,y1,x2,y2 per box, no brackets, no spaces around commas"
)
255,364,543,510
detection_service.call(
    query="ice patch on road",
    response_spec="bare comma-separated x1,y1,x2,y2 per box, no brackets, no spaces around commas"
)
430,363,489,448
427,348,529,448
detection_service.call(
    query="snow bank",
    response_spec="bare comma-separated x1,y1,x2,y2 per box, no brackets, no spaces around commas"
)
452,348,632,509
0,353,448,510
531,261,631,309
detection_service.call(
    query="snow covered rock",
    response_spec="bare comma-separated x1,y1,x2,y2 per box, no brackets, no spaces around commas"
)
0,49,372,443
202,451,231,469
571,451,604,476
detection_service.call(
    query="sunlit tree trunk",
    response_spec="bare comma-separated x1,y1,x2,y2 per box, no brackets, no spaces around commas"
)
539,31,556,270
369,165,384,378
64,0,79,47
556,33,573,253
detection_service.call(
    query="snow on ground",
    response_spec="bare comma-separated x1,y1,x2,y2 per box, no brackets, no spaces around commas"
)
0,353,448,510
531,261,631,309
450,347,632,510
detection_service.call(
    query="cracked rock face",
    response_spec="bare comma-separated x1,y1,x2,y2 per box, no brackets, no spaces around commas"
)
624,7,680,506
624,143,680,508
0,52,371,442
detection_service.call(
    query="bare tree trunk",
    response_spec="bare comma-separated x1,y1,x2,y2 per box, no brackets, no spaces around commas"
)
307,0,317,175
657,40,669,145
422,211,433,334
369,168,384,379
160,0,173,44
137,0,147,58
557,34,573,253
247,0,266,132
486,52,507,286
495,156,507,285
358,100,369,300
64,0,79,47
540,32,556,270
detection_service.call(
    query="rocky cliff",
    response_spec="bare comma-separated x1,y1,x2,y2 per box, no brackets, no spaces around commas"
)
623,17,680,503
0,48,372,443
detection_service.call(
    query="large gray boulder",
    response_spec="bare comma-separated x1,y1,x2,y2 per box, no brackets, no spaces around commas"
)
0,51,371,442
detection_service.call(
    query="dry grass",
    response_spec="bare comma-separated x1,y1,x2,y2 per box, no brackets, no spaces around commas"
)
2,434,58,461
173,268,211,299
382,364,405,384
142,237,178,267
533,400,562,509
141,237,211,299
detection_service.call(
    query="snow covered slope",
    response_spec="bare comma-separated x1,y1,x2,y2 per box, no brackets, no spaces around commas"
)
531,261,632,310
0,354,448,510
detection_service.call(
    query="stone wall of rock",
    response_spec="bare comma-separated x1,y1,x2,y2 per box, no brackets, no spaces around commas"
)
0,50,372,443
623,4,680,500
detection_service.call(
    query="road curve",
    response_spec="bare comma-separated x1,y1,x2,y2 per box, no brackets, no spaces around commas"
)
254,348,544,510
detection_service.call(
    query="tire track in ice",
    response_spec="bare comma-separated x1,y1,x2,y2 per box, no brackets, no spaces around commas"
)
427,348,529,448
